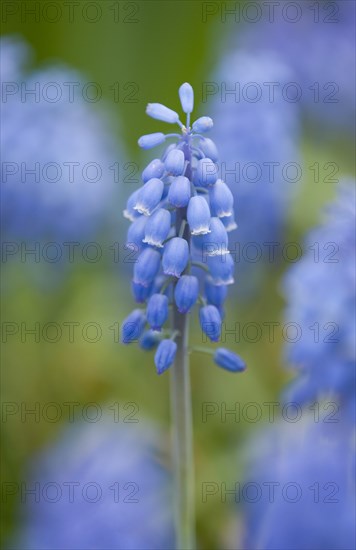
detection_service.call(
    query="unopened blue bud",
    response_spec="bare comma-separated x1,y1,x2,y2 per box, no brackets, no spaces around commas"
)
209,179,234,218
143,208,171,248
131,281,152,303
195,158,218,187
192,116,213,133
134,178,164,216
167,176,191,208
195,217,229,257
199,305,222,342
142,158,165,183
205,278,227,308
147,293,169,331
123,189,142,221
214,348,246,372
139,330,161,350
133,247,161,287
154,339,177,375
200,138,218,162
146,103,180,124
174,275,199,313
179,83,194,114
121,309,146,344
126,215,148,251
187,195,211,235
207,254,235,286
162,237,189,278
165,149,185,176
138,132,166,149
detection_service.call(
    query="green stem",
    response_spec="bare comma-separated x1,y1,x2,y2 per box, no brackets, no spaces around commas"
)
170,138,195,549
170,306,195,550
190,345,214,355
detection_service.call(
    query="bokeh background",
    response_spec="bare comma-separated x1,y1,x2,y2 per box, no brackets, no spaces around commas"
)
1,1,355,548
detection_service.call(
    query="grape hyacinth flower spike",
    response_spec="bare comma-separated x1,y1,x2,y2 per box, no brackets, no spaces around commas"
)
122,83,246,550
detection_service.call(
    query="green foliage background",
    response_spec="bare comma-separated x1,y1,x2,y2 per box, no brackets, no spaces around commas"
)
1,1,354,548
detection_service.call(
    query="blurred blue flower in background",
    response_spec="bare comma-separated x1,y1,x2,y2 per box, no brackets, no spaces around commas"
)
241,415,355,550
240,0,355,134
19,419,173,549
283,181,356,407
239,181,356,549
0,34,29,81
1,35,120,243
210,50,300,294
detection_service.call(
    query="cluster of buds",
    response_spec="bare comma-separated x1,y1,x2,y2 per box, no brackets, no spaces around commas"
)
122,83,245,375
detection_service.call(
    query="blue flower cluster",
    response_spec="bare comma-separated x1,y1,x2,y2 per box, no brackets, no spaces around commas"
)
19,420,174,550
210,51,300,294
1,36,119,243
283,181,356,407
122,83,246,375
241,414,355,550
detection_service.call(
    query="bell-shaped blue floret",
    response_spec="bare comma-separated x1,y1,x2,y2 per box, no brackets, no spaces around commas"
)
146,103,180,124
192,116,213,133
133,247,161,287
138,132,166,149
147,293,169,331
187,195,211,235
179,83,194,114
123,189,142,221
142,158,165,183
207,253,235,285
195,158,218,187
154,339,177,374
199,305,222,342
131,281,152,303
165,149,185,176
214,348,246,372
121,309,146,343
162,237,189,278
209,179,234,218
174,275,199,313
194,217,229,258
167,176,191,208
143,208,171,248
134,178,164,216
126,215,148,251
